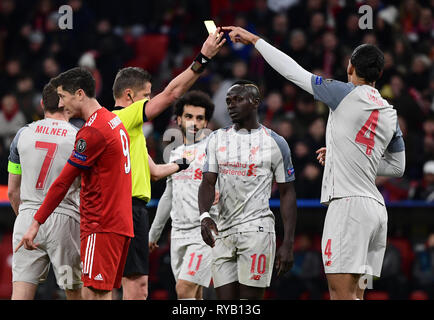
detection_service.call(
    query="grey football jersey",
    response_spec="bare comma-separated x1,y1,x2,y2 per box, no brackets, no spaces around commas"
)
311,76,405,205
8,118,80,221
203,125,295,235
168,137,218,235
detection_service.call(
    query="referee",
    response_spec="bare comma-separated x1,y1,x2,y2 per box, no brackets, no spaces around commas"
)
111,31,225,299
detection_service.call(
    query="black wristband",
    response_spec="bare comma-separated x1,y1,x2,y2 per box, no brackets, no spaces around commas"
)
173,158,190,172
190,53,211,74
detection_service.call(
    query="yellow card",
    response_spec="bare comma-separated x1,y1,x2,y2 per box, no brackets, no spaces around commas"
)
204,20,217,35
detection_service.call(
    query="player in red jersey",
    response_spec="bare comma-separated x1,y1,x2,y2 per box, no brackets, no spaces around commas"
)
15,67,134,300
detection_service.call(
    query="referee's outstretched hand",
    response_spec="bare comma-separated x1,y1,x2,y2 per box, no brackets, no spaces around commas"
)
15,219,41,252
200,27,226,60
201,217,218,248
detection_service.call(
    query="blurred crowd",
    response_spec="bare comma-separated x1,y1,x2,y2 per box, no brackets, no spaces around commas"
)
0,0,433,300
0,0,433,201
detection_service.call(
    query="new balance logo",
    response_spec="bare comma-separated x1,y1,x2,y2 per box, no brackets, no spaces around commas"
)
250,274,261,281
201,58,207,64
94,273,104,281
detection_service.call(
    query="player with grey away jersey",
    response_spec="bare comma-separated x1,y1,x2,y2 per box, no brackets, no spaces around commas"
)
249,38,405,205
312,79,404,205
149,136,218,240
149,136,218,291
9,118,80,220
204,124,295,235
8,82,82,299
149,90,219,299
199,80,297,298
221,26,405,299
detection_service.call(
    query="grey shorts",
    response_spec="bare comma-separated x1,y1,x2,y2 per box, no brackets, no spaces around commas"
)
212,231,276,288
171,236,213,288
12,209,82,290
321,197,387,277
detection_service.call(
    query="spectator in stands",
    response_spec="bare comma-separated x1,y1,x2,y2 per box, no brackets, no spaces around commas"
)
397,116,425,180
0,93,26,150
228,14,255,63
307,12,326,47
399,0,422,37
413,161,434,202
211,59,248,128
274,117,296,150
407,54,432,96
292,93,318,138
393,37,413,75
247,0,273,37
0,59,22,97
376,51,396,90
292,140,312,182
423,117,434,160
338,13,362,49
35,56,61,91
386,74,424,132
296,163,322,199
376,175,411,202
15,75,43,123
305,117,326,153
412,233,434,299
259,91,285,128
285,29,312,72
274,233,324,299
375,240,409,300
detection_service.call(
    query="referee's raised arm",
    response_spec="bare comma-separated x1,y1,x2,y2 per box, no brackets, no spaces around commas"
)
144,28,226,121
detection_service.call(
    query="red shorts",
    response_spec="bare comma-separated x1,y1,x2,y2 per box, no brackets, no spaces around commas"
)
81,232,131,291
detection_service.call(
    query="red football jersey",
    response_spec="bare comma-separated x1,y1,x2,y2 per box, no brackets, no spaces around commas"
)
67,108,133,239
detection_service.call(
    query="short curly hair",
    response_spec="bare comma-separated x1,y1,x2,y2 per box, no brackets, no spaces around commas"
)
174,90,215,121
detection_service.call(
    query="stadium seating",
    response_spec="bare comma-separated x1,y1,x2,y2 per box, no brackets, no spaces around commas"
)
125,34,169,74
388,237,415,278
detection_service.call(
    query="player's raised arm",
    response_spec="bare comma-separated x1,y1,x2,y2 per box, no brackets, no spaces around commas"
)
223,26,314,95
144,29,226,121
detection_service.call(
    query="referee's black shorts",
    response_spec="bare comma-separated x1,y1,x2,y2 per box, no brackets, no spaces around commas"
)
123,197,149,277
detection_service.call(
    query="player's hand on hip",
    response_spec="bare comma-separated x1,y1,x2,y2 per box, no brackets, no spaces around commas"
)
200,27,226,59
212,191,220,205
14,219,40,252
275,243,294,276
201,217,218,248
222,26,260,45
316,147,326,166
